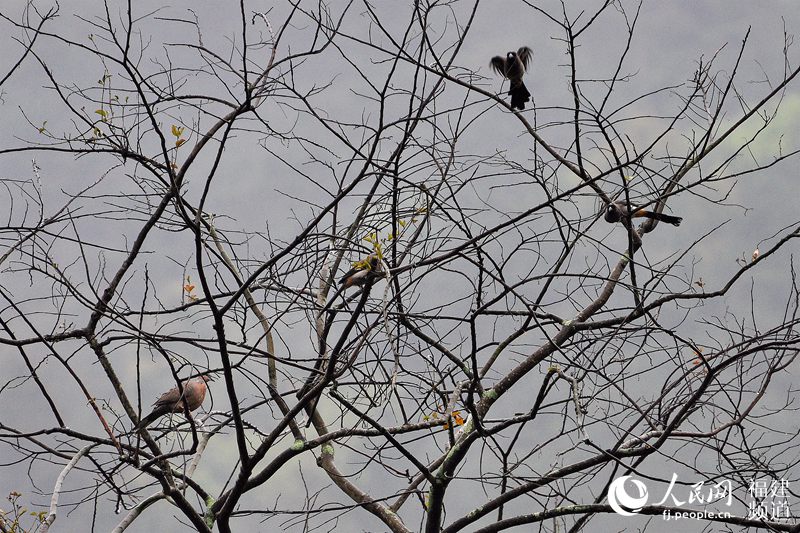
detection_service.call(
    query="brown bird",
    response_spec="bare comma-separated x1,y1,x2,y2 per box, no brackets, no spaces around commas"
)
604,201,682,227
490,46,533,110
339,255,381,289
135,375,211,430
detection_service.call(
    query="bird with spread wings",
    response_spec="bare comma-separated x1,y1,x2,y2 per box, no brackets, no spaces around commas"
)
490,46,533,110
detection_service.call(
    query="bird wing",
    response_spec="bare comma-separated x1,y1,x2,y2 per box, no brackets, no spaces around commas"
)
152,378,194,409
490,56,507,76
339,266,359,285
153,386,181,408
517,47,532,71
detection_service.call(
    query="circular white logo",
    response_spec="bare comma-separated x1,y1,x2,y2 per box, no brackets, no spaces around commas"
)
607,476,648,516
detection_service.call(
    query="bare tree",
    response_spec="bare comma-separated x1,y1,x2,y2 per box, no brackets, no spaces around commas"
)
1,1,799,532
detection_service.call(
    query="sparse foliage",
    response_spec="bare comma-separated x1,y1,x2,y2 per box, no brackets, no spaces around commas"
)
1,1,800,532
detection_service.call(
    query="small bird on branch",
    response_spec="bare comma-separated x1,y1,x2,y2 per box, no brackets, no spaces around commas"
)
339,255,382,289
604,201,683,227
135,375,212,430
490,46,533,110
603,202,683,226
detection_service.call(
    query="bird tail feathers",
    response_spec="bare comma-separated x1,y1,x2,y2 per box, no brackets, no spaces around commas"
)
643,211,682,226
135,407,168,431
509,82,531,110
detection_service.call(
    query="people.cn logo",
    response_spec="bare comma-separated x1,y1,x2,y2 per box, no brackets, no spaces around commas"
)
607,476,649,516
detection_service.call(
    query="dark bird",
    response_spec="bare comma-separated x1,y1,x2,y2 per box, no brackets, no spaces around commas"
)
604,201,683,227
490,46,533,110
339,255,381,289
136,375,211,430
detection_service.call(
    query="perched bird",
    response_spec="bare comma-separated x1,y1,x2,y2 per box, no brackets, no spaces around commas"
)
339,255,381,289
490,46,533,110
136,375,211,430
604,201,683,227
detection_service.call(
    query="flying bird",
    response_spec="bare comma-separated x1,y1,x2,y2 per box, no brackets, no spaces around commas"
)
339,255,381,289
604,201,683,227
490,46,533,110
136,375,211,430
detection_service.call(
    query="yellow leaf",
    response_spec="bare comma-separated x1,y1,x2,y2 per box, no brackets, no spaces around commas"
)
453,411,465,426
95,109,107,118
171,124,184,137
37,121,47,133
175,138,187,148
398,219,407,227
184,284,195,293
